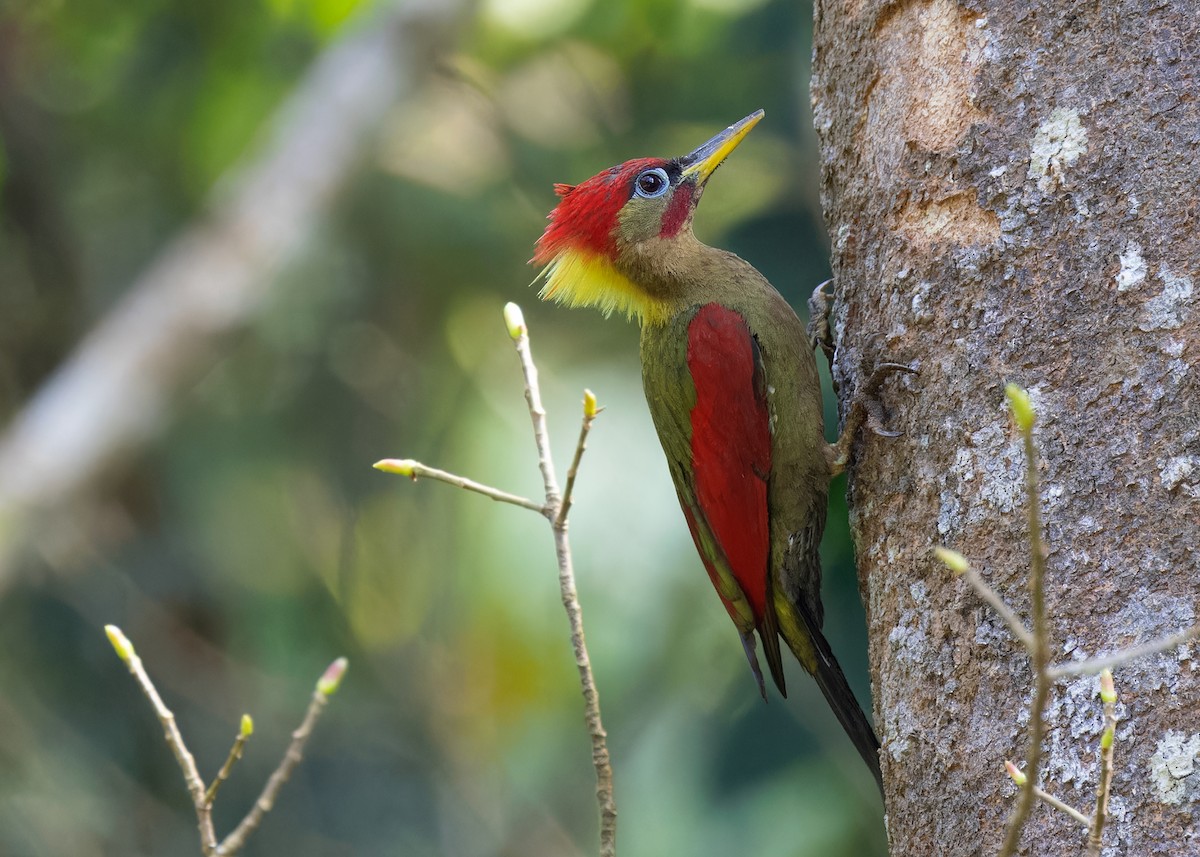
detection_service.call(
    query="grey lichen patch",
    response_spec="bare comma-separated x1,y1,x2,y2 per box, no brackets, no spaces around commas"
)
1161,455,1200,498
1150,731,1200,805
1041,675,1128,788
889,581,933,667
909,280,934,323
936,425,1024,535
883,697,917,762
973,425,1024,512
884,581,949,763
1139,267,1194,331
1117,242,1147,291
1028,108,1088,192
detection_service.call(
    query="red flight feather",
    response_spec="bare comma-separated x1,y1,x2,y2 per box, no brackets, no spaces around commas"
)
685,303,772,621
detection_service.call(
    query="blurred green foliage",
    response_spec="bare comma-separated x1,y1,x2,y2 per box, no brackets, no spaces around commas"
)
0,0,886,854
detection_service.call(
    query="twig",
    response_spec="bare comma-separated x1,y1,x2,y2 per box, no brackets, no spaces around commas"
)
509,305,562,508
205,715,254,807
105,625,218,853
105,625,347,856
934,548,1034,650
1087,670,1119,856
505,304,617,857
1048,623,1200,679
219,658,347,854
377,303,617,856
373,459,546,514
1036,787,1090,829
1004,761,1090,828
999,385,1051,857
962,566,1035,650
556,390,599,528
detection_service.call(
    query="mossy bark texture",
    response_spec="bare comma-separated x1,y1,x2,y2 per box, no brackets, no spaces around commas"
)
812,1,1199,854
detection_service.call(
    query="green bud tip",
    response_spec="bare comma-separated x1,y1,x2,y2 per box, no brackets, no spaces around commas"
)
240,714,254,737
933,547,970,575
1101,726,1114,749
1099,668,1117,704
373,458,417,478
105,624,135,663
503,303,527,340
583,389,598,419
1004,760,1027,786
317,657,349,696
1004,383,1035,432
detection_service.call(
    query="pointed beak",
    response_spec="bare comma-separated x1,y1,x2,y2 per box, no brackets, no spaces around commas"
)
679,110,764,185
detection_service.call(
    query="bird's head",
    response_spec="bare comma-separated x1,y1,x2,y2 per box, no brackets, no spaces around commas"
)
532,110,763,326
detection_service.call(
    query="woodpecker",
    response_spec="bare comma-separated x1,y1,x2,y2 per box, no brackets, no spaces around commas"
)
534,111,909,790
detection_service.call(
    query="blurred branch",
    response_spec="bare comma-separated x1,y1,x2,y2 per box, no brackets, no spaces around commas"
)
105,624,347,856
220,658,348,854
1047,624,1200,679
104,625,217,852
999,385,1050,857
0,0,467,585
1087,669,1119,857
377,303,618,857
204,714,254,807
1003,762,1090,828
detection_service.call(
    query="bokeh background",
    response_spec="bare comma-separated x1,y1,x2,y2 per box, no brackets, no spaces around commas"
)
0,0,887,854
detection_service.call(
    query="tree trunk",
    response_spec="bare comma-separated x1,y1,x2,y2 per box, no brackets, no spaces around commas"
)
811,1,1200,854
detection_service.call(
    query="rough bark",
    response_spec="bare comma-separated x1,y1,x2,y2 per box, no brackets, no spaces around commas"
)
811,1,1199,855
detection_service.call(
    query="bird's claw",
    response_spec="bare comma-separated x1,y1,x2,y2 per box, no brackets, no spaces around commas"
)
866,397,903,438
806,279,835,364
829,360,918,474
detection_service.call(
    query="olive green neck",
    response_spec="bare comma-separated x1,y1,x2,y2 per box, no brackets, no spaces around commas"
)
616,232,761,328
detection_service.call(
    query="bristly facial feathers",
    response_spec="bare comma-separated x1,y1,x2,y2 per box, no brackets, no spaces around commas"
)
532,157,674,326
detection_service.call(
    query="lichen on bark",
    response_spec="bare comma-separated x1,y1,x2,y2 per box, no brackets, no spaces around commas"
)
811,0,1200,853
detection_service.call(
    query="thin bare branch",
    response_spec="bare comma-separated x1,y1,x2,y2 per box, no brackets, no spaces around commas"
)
106,625,218,853
961,565,1035,652
1000,390,1051,857
1035,786,1091,828
511,317,562,508
556,390,599,528
1006,761,1090,828
505,307,616,857
107,626,344,856
374,459,546,514
218,659,346,855
1087,670,1119,856
378,304,617,855
205,716,253,808
1048,623,1200,679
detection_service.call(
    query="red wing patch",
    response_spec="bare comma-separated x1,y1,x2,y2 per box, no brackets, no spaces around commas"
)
686,303,772,621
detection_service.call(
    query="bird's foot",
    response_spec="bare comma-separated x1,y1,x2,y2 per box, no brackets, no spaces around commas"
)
806,279,836,365
828,361,919,476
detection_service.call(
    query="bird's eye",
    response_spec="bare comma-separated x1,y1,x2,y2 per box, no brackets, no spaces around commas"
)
634,168,670,198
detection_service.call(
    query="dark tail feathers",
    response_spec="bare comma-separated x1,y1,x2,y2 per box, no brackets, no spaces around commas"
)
780,599,883,794
807,628,883,794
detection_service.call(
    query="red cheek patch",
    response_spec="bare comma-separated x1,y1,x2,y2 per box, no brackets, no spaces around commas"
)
659,184,694,238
